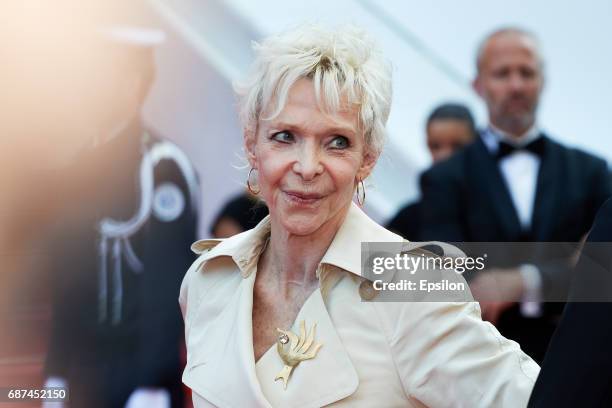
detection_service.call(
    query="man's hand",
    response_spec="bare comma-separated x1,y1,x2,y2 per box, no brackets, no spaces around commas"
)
469,268,525,324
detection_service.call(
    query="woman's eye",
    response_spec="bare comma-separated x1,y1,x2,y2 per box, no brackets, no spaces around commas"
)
329,136,349,149
271,131,294,143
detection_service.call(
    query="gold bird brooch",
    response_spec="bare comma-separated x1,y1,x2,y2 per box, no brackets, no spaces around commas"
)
274,320,323,389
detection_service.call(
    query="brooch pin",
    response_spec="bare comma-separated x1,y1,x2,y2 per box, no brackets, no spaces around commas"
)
274,320,323,389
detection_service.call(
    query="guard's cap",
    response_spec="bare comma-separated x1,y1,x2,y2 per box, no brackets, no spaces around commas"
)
96,0,167,47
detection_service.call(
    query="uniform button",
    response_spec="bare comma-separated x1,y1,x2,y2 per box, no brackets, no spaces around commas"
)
359,280,377,301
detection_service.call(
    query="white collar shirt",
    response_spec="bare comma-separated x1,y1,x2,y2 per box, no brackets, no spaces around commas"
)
481,124,543,317
481,124,542,230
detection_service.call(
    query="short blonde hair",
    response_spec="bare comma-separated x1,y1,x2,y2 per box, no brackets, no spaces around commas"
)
234,24,392,155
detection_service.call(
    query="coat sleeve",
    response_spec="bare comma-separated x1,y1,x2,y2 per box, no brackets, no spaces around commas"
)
587,158,612,224
528,198,612,408
377,301,540,407
178,253,205,340
536,157,611,301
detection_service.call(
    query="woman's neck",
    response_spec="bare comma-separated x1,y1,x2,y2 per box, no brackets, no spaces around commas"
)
262,206,349,295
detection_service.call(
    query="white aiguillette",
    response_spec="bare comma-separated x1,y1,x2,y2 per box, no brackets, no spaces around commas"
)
274,320,323,389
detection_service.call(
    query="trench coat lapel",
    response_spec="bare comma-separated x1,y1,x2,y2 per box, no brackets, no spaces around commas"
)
183,267,359,407
255,288,359,408
183,270,272,408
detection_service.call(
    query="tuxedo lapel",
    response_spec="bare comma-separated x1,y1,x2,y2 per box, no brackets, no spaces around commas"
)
183,270,272,408
531,136,562,240
469,138,522,240
255,288,359,408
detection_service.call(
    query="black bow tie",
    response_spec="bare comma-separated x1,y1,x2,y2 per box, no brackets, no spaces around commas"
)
496,137,546,160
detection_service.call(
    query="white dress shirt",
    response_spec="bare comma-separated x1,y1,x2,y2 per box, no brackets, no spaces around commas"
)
481,124,541,229
481,124,543,317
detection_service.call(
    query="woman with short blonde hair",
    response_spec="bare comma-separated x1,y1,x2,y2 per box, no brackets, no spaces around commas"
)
180,24,538,407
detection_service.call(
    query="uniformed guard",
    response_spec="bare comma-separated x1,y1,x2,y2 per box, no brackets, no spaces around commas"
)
43,5,199,408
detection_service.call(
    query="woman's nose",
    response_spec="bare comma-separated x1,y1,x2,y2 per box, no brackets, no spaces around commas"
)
293,143,324,180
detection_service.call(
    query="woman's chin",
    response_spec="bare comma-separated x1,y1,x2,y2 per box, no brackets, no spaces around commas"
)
280,214,325,236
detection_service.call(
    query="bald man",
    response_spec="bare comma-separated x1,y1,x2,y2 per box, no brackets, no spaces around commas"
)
419,28,612,362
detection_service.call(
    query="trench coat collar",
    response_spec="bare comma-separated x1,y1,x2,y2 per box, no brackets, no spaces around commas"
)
182,262,362,408
190,201,405,280
185,202,404,407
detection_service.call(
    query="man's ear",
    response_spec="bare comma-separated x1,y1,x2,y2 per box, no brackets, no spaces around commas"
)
538,72,546,94
357,148,379,181
472,76,484,98
244,126,258,168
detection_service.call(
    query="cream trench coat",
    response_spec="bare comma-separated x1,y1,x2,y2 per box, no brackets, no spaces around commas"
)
179,203,539,408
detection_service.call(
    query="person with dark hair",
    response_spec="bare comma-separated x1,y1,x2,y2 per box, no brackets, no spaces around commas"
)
210,190,269,238
426,103,477,163
419,27,612,362
387,102,476,240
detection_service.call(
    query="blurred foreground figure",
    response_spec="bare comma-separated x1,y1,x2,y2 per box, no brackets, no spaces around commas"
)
0,2,75,391
419,27,612,362
387,103,475,239
32,3,200,407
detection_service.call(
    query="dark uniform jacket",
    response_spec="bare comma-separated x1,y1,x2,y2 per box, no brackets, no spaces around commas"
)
45,121,199,407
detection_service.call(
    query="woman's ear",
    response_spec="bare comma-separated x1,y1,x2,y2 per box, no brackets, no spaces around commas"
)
357,148,379,181
244,126,258,168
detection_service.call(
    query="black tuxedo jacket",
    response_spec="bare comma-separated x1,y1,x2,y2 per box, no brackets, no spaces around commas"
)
529,198,612,408
386,200,422,241
419,133,612,361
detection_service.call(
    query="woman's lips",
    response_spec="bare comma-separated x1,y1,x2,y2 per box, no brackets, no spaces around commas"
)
283,191,324,205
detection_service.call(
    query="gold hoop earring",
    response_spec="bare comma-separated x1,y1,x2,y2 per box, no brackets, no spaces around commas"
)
247,168,260,195
356,179,366,206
